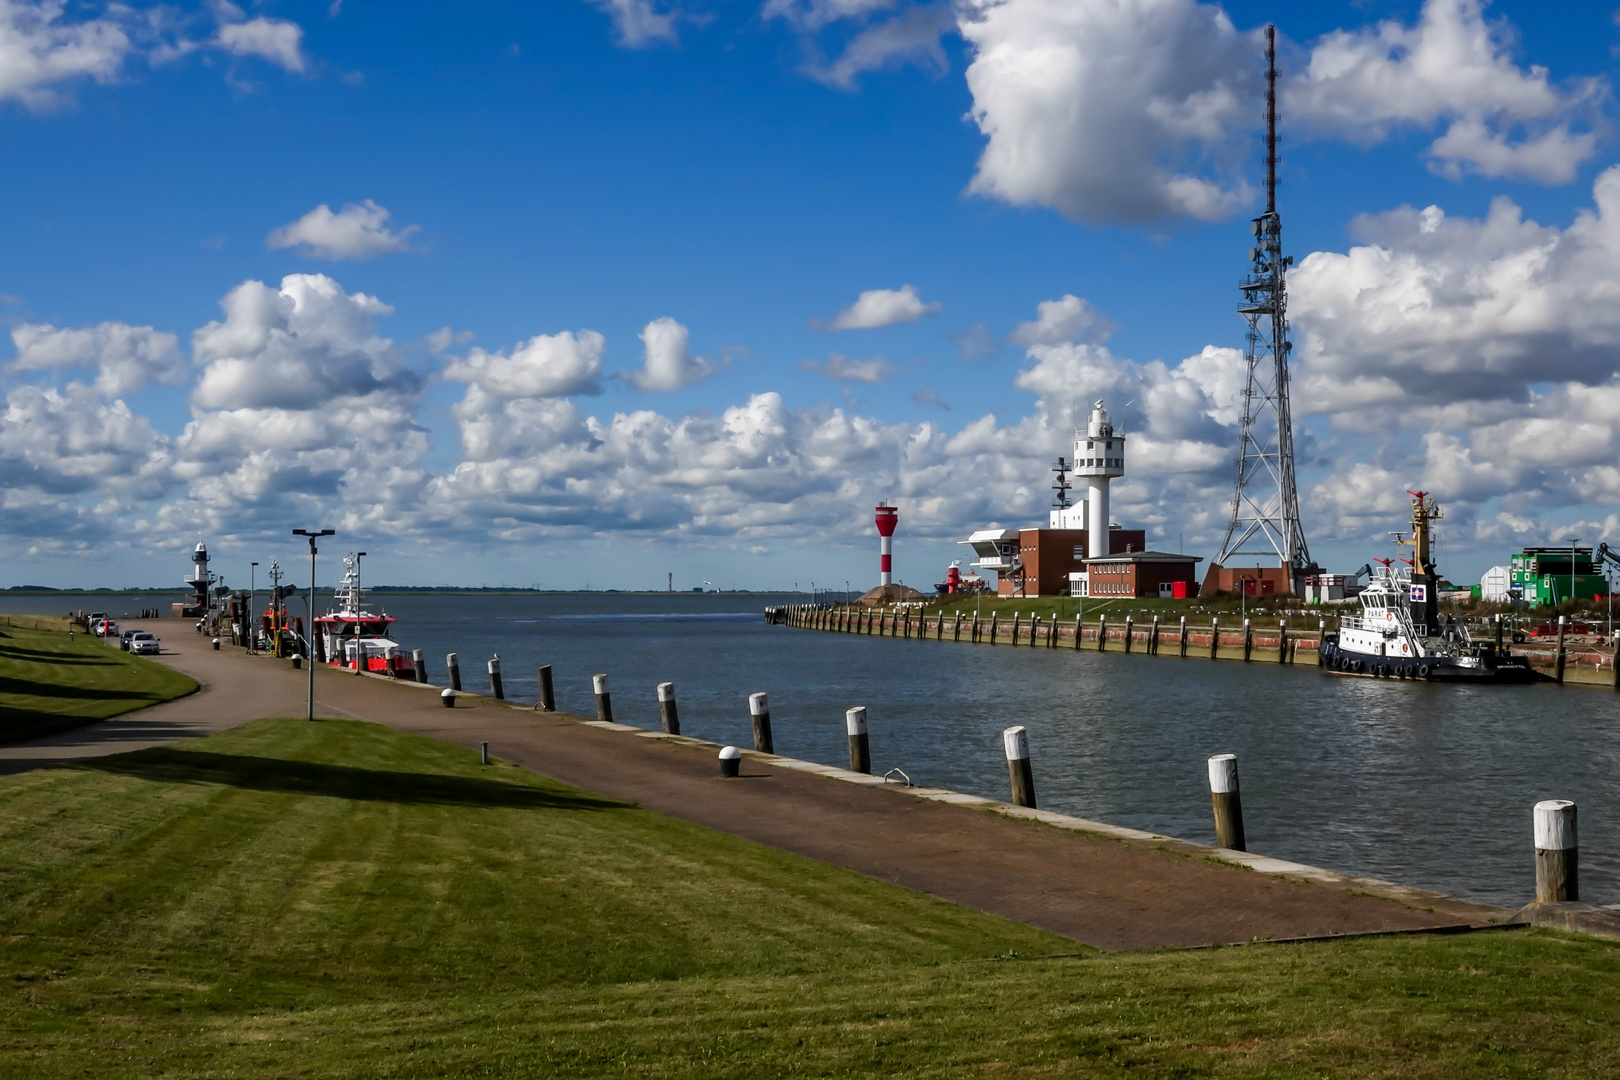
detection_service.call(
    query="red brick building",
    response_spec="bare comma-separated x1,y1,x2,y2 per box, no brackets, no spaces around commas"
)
996,527,1146,597
1083,551,1204,599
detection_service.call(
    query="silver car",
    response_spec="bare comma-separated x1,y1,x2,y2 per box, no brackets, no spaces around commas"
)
128,632,160,656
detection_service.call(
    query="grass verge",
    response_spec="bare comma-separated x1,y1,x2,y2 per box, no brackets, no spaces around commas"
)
0,623,197,743
0,717,1618,1077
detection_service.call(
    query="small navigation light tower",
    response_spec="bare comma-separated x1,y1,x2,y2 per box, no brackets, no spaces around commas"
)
1075,401,1125,558
875,502,898,586
186,540,211,611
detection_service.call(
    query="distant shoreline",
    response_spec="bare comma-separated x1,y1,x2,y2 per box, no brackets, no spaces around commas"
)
1,587,798,596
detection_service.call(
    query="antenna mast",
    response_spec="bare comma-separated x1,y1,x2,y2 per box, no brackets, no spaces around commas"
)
1213,24,1312,588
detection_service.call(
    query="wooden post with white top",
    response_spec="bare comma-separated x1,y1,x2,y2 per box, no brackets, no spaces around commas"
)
593,673,613,723
488,656,504,700
846,706,870,774
446,652,462,692
1242,618,1253,662
1277,619,1288,663
1534,799,1578,902
1124,615,1134,654
413,649,427,684
1179,615,1188,658
657,681,680,735
1150,614,1160,655
749,692,774,754
1209,618,1220,660
1208,754,1246,851
537,664,555,711
1073,613,1083,650
1098,614,1107,652
1004,726,1036,809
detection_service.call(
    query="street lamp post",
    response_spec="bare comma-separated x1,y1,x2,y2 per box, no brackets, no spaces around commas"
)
292,529,334,722
249,562,258,654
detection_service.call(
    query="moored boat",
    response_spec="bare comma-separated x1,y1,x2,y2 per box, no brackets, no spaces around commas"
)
315,555,415,676
1320,491,1541,683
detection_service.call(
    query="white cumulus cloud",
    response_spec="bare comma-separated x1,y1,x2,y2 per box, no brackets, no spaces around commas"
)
1010,294,1112,346
444,330,605,398
216,15,308,73
9,321,182,396
267,200,418,261
626,317,713,391
0,0,136,110
1286,0,1603,184
825,284,940,330
587,0,679,47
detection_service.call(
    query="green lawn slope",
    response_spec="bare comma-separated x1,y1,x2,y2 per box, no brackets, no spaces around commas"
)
1,717,1618,1077
0,624,198,743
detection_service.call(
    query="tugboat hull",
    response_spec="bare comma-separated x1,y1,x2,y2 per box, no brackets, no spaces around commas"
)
1320,637,1544,684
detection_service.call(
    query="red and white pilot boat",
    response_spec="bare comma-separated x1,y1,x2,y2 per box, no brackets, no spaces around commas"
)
316,554,415,677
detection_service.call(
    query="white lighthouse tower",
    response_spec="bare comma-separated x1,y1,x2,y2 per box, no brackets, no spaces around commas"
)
186,540,211,612
1075,400,1125,559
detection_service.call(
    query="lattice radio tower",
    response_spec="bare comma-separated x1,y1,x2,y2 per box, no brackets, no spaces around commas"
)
1213,24,1311,579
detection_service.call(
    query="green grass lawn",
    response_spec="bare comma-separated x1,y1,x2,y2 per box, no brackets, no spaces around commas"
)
0,624,198,743
2,717,1619,1077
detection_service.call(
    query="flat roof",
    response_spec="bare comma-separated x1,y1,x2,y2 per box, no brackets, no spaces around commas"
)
1083,551,1204,564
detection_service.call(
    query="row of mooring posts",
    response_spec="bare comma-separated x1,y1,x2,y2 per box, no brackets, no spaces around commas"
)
423,644,1588,902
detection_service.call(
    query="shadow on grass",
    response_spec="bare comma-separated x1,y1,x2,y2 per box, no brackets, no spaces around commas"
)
0,675,165,701
72,748,627,812
0,646,119,666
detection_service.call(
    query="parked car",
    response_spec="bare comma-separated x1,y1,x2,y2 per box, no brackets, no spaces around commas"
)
94,619,119,638
119,629,140,651
128,632,160,656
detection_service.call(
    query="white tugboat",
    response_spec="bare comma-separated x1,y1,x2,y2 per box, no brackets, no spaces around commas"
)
1320,491,1539,682
315,554,415,677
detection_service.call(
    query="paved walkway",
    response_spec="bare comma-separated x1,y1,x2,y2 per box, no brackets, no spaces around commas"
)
1,625,1510,950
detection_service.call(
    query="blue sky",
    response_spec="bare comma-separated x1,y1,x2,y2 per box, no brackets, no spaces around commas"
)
4,0,1620,591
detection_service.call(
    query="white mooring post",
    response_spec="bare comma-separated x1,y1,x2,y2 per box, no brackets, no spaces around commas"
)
657,681,680,734
488,655,504,700
1004,726,1036,809
447,652,462,692
593,673,613,723
1534,799,1578,902
440,688,456,709
719,745,741,779
412,648,427,683
1208,754,1246,851
749,692,774,754
846,706,871,774
1179,615,1188,658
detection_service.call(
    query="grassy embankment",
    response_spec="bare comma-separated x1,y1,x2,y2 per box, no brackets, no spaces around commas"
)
3,717,1620,1076
0,622,197,743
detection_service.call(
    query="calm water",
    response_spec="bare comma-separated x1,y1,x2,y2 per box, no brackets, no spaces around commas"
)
11,589,1620,908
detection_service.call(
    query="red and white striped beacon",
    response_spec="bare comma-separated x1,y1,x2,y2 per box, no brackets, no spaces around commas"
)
875,502,898,586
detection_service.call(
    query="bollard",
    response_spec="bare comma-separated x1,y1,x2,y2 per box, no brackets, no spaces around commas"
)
593,674,613,723
1208,754,1246,851
990,613,999,645
749,692,774,754
1242,618,1253,662
212,637,220,651
537,665,556,711
1179,615,1188,658
481,741,489,766
413,648,427,684
1073,613,1082,650
657,681,680,735
846,706,871,774
441,688,456,709
1003,726,1036,809
292,655,301,669
1097,614,1107,652
1150,614,1160,655
954,611,963,642
1534,799,1578,902
719,745,742,779
488,656,504,699
1278,619,1288,664
1124,615,1133,654
447,653,462,692
1556,616,1567,684
1210,616,1220,660
1495,613,1504,653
